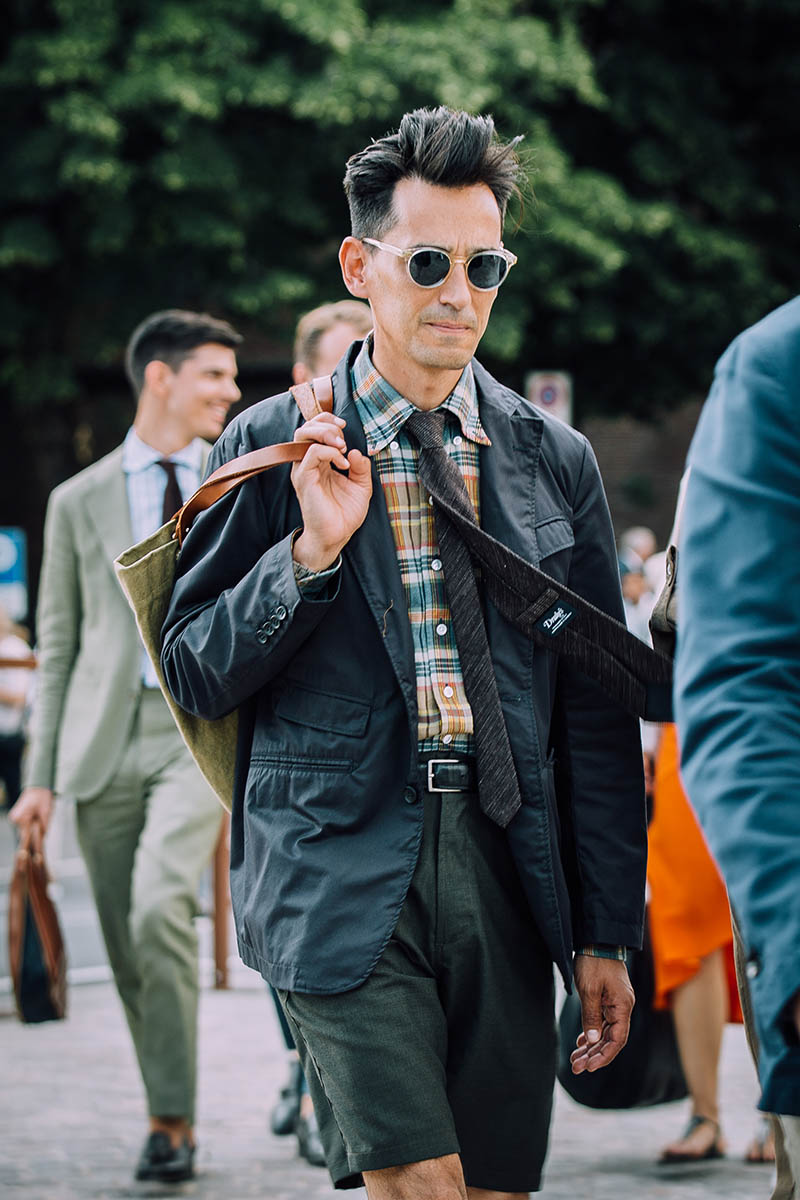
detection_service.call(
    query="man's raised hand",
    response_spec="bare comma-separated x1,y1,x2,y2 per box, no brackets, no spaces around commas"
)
290,413,373,573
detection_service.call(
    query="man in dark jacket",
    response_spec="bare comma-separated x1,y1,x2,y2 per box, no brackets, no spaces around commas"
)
161,108,645,1199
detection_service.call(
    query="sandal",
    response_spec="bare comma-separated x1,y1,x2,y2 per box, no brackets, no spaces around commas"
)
745,1116,776,1163
659,1114,726,1164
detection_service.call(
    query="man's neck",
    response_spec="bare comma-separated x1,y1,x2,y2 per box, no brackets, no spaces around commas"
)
133,414,195,458
370,348,464,411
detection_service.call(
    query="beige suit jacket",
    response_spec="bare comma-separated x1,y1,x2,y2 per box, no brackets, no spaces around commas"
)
25,442,208,800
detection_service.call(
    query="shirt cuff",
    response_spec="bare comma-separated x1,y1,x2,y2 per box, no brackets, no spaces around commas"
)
291,530,342,598
575,944,629,964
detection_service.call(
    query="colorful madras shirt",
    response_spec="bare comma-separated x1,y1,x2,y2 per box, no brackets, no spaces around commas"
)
351,337,491,753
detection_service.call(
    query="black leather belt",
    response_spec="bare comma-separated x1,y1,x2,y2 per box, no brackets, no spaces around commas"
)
419,756,477,794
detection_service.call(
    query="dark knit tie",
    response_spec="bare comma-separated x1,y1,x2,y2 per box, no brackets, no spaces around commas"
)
158,459,183,525
405,410,522,828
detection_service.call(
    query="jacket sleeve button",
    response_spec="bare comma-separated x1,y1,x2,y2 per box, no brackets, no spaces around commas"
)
276,605,287,620
256,629,268,644
403,786,418,805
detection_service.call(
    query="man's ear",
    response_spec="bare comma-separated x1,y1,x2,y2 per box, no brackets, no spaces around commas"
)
292,362,311,385
143,359,173,396
339,237,370,299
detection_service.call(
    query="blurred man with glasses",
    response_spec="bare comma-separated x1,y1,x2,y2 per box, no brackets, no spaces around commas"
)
161,109,645,1199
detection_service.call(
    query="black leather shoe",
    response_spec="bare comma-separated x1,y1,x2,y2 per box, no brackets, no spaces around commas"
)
296,1109,326,1168
270,1060,304,1136
135,1131,196,1182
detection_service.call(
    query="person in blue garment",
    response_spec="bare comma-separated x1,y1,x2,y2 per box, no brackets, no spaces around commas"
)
675,295,800,1195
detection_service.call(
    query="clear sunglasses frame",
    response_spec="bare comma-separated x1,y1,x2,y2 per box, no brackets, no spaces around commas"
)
361,237,518,291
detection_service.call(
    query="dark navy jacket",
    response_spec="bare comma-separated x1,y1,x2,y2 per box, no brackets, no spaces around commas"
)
676,297,800,1117
161,347,646,995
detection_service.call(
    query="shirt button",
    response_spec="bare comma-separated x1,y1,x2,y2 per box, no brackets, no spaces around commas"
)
389,440,399,451
429,496,434,506
431,558,442,571
403,786,418,805
436,623,448,636
443,685,454,697
746,959,760,980
442,734,453,745
453,435,463,446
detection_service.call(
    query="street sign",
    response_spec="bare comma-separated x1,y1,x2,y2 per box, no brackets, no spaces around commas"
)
525,371,573,426
0,527,27,621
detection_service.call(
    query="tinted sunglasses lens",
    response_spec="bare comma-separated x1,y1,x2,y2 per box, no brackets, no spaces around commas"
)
408,249,451,287
467,253,508,290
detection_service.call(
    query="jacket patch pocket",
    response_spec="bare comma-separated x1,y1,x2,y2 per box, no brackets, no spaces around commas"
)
274,681,371,738
535,516,574,561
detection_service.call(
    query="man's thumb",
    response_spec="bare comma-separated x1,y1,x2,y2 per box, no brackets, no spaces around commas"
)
581,1002,603,1044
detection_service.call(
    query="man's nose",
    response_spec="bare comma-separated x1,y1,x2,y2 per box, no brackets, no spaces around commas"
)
437,261,472,307
225,377,241,403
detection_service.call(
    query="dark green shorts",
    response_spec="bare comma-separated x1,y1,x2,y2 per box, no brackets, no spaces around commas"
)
279,779,555,1192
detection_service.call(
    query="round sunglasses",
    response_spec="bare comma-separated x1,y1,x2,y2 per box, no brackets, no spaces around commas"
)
361,237,517,291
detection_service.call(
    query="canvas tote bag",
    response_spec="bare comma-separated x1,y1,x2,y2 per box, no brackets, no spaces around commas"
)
114,377,333,811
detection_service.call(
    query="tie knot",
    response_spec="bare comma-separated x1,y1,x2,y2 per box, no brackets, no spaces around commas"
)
404,409,446,450
157,458,178,479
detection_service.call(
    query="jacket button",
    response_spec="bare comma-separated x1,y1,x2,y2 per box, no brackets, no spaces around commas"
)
256,629,268,644
403,786,418,805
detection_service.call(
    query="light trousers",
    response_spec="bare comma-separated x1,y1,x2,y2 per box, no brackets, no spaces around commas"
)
76,688,222,1122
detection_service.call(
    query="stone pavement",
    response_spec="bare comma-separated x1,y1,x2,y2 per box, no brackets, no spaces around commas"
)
0,978,775,1200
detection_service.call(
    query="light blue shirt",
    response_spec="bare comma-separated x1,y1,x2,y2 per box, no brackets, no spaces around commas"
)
121,428,204,687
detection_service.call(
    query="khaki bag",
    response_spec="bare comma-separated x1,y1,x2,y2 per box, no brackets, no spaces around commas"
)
113,377,333,811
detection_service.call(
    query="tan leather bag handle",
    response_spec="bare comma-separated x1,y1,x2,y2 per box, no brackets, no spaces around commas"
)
175,376,334,544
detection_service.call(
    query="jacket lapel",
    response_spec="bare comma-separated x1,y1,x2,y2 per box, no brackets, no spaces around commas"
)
82,447,135,572
332,361,418,718
474,361,544,566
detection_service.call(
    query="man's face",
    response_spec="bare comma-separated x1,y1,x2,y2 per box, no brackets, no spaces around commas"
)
164,342,240,440
348,177,504,394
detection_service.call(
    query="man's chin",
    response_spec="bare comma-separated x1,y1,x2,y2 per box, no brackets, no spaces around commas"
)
199,420,226,441
415,343,477,372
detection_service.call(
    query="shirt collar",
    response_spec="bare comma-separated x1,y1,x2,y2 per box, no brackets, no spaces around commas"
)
351,336,490,456
121,427,205,475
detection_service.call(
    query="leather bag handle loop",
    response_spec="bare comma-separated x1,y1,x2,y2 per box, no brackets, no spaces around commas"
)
174,376,334,544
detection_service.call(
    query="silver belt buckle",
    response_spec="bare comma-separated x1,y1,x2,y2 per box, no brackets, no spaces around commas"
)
427,758,462,793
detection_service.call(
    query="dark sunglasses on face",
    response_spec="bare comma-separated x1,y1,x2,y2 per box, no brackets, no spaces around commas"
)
361,238,518,291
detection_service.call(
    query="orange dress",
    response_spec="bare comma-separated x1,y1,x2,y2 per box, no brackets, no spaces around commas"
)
647,723,742,1021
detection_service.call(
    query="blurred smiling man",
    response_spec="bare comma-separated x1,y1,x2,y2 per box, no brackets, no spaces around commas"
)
11,308,241,1185
161,111,645,1199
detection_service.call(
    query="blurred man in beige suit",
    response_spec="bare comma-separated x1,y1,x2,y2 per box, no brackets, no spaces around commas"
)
11,309,241,1184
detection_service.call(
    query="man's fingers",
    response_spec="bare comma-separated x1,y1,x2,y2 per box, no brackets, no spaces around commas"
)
346,449,372,483
294,414,347,448
295,442,351,473
571,1008,632,1073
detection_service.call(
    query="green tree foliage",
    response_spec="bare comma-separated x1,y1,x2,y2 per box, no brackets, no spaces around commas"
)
1,0,797,435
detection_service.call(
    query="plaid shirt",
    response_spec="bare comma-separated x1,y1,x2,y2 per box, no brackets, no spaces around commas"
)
351,338,491,753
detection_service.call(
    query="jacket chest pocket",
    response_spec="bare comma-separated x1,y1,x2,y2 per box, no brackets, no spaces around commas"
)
273,681,371,738
535,515,574,577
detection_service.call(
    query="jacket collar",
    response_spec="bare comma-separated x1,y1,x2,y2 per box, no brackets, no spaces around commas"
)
473,360,544,566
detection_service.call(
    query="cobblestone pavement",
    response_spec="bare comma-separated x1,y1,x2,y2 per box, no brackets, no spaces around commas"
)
0,980,774,1200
